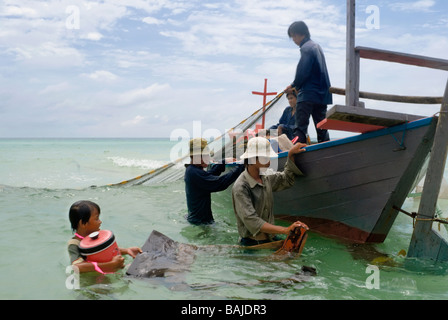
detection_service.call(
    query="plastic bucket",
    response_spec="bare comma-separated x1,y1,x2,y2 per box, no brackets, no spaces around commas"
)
78,230,120,263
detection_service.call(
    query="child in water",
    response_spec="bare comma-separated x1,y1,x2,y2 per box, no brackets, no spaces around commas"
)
67,200,142,274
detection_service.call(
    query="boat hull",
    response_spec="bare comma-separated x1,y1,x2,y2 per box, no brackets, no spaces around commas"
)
273,117,437,243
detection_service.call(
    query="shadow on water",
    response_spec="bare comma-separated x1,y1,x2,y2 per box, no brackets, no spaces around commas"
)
120,230,317,297
68,271,132,300
346,240,448,278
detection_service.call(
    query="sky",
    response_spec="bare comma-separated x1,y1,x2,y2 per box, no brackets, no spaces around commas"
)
0,0,447,138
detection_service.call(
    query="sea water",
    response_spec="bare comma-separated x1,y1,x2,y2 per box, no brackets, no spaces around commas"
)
1,138,448,300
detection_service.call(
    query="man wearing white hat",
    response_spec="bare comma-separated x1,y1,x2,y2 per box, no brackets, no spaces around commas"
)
232,137,308,246
185,138,244,225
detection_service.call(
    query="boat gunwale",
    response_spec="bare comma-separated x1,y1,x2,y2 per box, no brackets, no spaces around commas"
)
224,116,435,166
279,116,435,157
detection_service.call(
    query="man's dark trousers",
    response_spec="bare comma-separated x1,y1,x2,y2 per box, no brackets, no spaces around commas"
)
293,101,329,143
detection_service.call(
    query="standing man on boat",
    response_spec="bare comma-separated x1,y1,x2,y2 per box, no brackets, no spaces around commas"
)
285,21,332,143
184,138,244,225
231,137,308,246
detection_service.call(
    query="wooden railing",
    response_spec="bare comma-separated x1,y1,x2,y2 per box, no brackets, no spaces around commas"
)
357,47,448,71
346,46,448,107
344,0,448,108
330,87,443,105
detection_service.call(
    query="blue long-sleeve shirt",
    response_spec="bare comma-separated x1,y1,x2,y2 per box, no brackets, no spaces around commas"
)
184,163,244,225
269,106,295,140
292,37,332,105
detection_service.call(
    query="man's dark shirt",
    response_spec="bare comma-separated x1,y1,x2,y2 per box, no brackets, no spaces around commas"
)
185,163,244,225
291,37,332,105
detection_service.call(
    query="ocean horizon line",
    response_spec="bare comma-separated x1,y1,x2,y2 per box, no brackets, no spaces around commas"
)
0,136,173,140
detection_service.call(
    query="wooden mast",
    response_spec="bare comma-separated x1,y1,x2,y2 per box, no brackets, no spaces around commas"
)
407,80,448,261
346,0,359,108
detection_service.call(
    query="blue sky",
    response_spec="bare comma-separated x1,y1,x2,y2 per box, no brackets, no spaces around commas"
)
0,0,447,138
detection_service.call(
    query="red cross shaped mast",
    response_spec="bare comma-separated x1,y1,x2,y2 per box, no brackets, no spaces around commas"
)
252,78,277,129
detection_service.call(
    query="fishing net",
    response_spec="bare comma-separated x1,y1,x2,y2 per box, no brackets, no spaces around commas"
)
107,91,289,187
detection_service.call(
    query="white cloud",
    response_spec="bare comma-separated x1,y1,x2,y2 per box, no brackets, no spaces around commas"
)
39,82,71,95
0,0,447,138
116,83,172,108
80,32,104,41
1,5,37,17
389,0,436,12
6,42,84,69
159,0,342,59
142,16,165,25
82,70,119,82
121,115,145,127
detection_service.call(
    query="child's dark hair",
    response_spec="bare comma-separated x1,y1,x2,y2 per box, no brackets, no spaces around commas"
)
69,200,100,232
286,88,298,98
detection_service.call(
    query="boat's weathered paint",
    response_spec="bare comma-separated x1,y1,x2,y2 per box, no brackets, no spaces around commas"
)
271,117,438,243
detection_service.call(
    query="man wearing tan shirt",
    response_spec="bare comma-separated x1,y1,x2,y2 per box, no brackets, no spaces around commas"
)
232,137,308,246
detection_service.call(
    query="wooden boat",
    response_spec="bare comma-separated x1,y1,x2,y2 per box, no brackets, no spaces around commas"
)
221,0,448,244
272,116,438,243
267,0,448,246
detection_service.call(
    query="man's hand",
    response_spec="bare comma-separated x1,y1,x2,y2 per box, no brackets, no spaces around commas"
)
288,142,306,159
284,85,294,94
286,221,309,234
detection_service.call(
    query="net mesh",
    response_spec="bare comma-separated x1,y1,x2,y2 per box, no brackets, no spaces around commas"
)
107,91,289,187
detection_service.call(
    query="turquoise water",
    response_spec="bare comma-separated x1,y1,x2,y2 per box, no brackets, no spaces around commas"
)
1,138,448,300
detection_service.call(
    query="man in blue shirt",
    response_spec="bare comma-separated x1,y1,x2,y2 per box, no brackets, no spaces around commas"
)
184,138,244,225
285,21,332,143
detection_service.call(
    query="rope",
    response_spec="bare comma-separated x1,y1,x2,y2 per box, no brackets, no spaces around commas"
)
389,122,407,151
106,91,286,187
393,205,448,230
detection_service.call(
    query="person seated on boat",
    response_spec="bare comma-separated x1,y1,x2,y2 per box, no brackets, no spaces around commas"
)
256,129,294,153
269,89,298,141
67,200,142,274
231,137,309,246
184,138,244,225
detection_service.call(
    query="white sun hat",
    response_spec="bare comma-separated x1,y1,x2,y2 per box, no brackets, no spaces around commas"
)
240,137,278,160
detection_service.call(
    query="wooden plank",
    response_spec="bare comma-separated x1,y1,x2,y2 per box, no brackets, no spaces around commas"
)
357,46,448,71
317,118,385,133
330,87,443,105
318,105,425,132
407,80,448,261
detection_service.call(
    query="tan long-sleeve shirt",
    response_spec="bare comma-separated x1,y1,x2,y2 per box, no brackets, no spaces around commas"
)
231,157,303,240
